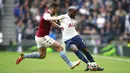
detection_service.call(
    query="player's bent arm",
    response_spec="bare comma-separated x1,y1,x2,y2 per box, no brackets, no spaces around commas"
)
51,21,63,29
44,13,64,21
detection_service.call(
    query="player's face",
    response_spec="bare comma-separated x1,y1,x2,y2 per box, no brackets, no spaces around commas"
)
71,10,77,16
69,10,77,18
52,7,58,15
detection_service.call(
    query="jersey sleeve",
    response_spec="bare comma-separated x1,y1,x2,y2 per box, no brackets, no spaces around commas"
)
43,13,51,20
58,15,64,22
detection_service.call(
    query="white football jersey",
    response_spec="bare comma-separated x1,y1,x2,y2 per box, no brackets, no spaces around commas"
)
58,14,78,41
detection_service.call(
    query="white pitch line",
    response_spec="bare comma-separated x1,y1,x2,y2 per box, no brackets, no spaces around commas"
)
93,55,130,62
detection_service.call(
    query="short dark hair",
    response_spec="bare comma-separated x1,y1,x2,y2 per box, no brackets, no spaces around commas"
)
49,3,58,9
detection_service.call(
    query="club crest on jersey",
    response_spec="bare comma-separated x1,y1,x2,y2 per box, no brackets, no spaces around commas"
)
68,23,75,28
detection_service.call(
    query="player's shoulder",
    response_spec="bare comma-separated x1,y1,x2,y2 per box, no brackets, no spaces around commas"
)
43,11,51,16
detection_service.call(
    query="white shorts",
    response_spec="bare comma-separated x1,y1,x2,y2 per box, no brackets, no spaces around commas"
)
35,35,55,48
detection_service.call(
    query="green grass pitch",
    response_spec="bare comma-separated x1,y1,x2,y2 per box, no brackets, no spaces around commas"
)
0,52,130,73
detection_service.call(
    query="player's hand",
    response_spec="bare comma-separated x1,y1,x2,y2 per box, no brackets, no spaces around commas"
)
34,26,39,30
59,26,64,30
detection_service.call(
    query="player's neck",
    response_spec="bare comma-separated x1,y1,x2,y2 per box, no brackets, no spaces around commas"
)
68,13,75,19
48,9,52,14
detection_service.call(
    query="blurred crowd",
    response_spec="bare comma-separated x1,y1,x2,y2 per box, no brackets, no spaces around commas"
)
0,0,4,19
13,0,130,44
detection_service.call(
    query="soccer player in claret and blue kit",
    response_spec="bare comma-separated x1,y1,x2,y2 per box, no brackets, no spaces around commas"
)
16,3,81,69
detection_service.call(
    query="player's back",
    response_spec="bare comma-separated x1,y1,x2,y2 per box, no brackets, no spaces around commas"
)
59,14,78,41
36,11,52,37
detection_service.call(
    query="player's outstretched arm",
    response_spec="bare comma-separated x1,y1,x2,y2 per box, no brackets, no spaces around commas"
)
44,12,65,21
47,16,64,21
44,13,64,21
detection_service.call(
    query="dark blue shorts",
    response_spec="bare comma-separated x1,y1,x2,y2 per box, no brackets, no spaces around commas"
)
65,35,87,50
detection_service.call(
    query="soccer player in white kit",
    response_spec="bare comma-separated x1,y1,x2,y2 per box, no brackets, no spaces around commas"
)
58,6,104,71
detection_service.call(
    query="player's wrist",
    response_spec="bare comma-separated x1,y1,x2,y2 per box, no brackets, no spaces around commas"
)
57,25,63,29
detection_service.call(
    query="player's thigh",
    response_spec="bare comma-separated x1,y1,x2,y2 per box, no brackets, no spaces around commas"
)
35,36,47,58
35,35,55,48
76,36,87,50
50,41,63,52
70,44,78,51
43,36,63,52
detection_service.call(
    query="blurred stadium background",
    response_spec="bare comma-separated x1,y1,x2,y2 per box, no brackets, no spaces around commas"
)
0,0,130,56
0,0,130,73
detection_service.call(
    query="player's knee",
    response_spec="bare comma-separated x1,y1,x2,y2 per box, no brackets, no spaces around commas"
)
55,43,63,52
57,45,63,52
85,48,88,52
81,48,88,52
39,55,46,59
52,41,63,52
71,48,78,52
